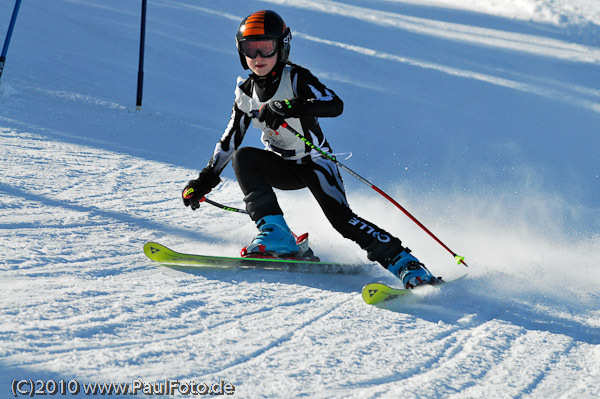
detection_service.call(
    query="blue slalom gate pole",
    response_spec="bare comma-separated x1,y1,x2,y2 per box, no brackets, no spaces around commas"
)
136,0,147,110
0,0,22,82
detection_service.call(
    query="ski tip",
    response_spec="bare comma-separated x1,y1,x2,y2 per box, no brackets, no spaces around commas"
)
143,242,160,257
143,242,176,261
361,282,408,305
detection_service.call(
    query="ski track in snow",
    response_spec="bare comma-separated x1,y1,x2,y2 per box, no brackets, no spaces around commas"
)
262,0,600,62
2,124,598,398
1,0,600,398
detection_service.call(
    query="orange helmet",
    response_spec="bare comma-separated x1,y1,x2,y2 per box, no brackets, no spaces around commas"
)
235,10,292,70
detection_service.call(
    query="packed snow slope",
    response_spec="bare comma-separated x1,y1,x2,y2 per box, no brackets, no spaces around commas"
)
1,0,599,398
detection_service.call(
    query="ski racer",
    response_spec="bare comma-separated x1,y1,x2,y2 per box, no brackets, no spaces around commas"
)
182,10,438,289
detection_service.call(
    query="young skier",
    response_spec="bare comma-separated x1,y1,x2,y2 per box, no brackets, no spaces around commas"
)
182,10,438,289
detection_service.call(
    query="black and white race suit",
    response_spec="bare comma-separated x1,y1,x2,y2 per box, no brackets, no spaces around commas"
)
205,62,404,266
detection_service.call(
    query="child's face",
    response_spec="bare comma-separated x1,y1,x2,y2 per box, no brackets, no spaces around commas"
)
246,54,277,76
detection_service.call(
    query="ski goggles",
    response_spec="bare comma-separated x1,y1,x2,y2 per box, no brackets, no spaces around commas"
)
238,39,278,59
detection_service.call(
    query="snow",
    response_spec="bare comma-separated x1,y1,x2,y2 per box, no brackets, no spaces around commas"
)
1,0,599,397
378,0,600,27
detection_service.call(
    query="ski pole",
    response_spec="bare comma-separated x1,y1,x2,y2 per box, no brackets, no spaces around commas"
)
203,197,248,214
279,121,468,267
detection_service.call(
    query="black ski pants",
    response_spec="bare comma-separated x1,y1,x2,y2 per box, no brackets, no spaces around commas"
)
232,147,404,266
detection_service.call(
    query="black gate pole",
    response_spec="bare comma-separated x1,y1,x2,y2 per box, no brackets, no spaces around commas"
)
136,0,147,110
0,0,23,82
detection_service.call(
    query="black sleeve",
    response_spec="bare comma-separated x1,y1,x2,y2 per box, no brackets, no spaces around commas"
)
206,102,251,175
288,65,343,118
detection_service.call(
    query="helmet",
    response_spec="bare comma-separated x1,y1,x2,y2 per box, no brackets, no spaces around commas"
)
235,10,292,70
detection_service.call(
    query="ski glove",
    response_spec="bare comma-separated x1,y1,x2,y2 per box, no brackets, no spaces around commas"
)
182,168,221,210
258,99,295,130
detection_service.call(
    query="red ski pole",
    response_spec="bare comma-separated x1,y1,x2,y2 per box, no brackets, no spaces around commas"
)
280,122,468,267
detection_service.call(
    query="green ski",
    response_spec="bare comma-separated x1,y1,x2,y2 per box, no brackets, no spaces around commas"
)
144,242,360,272
362,274,467,305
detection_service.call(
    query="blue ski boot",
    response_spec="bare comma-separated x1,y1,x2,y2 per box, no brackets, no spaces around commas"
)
388,249,439,289
241,215,300,258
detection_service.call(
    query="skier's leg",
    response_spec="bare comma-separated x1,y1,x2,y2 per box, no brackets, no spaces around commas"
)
296,156,436,288
232,147,304,221
232,147,303,255
331,208,437,288
291,157,397,258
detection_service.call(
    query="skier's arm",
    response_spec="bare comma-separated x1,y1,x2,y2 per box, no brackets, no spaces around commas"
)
258,67,343,129
182,103,250,210
207,103,251,175
288,67,343,118
257,66,343,129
